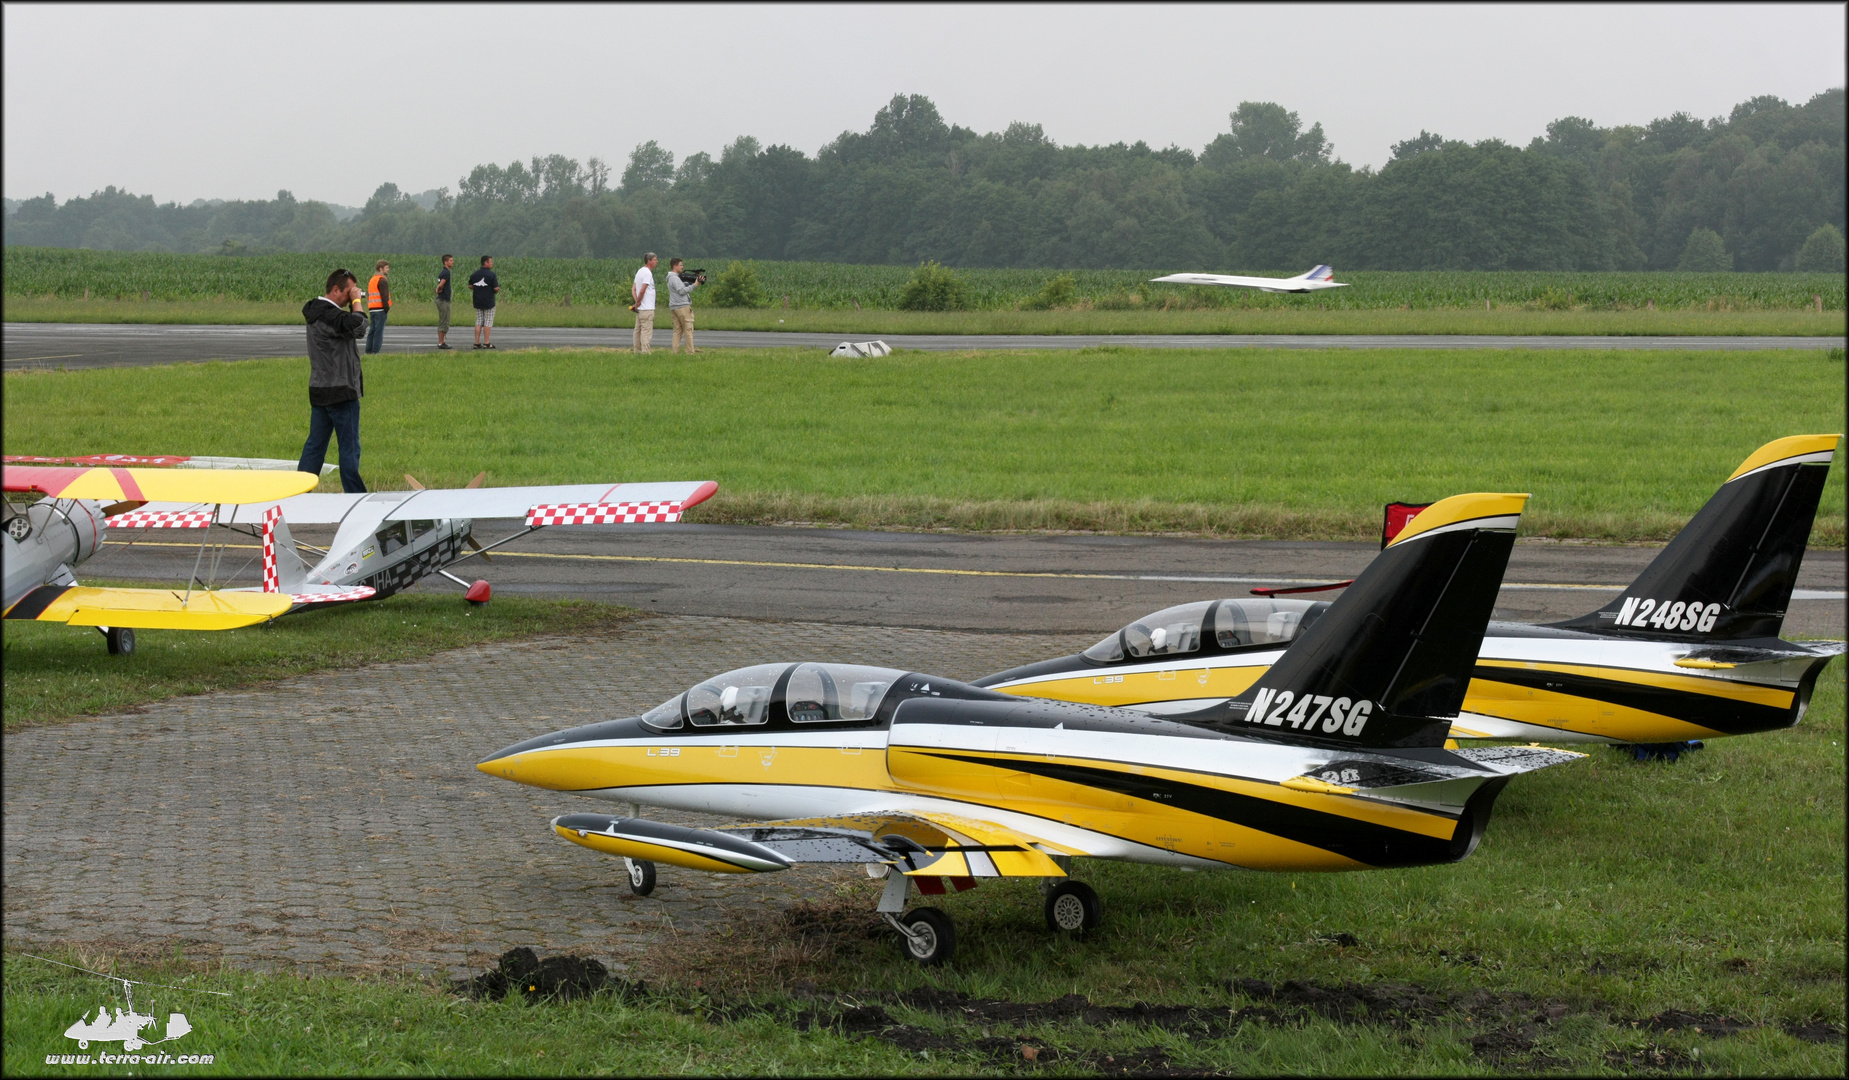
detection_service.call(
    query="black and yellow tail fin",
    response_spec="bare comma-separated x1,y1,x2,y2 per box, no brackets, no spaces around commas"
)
1557,434,1840,642
1227,493,1529,749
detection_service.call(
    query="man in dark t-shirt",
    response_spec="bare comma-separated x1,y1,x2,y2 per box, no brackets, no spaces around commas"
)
469,255,500,349
435,254,455,351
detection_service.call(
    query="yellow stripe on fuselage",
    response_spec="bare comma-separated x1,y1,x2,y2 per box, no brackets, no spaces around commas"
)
990,653,1793,744
994,663,1267,707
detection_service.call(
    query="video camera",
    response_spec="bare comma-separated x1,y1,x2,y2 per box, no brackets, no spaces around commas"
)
677,268,706,285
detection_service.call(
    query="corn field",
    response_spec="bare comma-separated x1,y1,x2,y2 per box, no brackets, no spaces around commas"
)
4,246,1842,311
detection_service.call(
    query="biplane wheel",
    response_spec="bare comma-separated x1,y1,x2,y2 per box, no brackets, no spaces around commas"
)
104,627,136,657
623,857,657,896
1045,880,1102,934
897,907,955,965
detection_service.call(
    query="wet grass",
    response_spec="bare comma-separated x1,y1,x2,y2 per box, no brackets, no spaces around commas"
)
4,659,1840,1074
5,295,1843,337
4,345,1843,545
0,588,638,730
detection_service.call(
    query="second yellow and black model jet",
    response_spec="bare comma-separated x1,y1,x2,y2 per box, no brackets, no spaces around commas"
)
975,435,1843,756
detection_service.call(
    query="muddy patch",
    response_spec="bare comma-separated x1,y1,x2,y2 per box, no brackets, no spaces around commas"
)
452,947,646,1003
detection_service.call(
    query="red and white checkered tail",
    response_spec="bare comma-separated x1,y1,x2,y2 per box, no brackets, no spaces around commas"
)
261,506,308,593
262,506,282,592
525,501,687,526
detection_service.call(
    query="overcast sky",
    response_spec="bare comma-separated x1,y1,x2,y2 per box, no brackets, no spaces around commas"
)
5,3,1844,207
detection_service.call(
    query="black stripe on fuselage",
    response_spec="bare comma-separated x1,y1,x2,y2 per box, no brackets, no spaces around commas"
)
1470,664,1797,736
3,584,72,620
919,751,1466,869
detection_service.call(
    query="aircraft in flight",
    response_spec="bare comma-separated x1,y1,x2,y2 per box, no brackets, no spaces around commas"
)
479,493,1581,964
3,464,319,655
975,435,1843,758
1149,265,1348,294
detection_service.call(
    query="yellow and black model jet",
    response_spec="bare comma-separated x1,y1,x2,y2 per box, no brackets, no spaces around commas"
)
976,435,1843,756
479,493,1581,964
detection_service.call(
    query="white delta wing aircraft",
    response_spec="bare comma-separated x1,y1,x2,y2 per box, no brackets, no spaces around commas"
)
480,492,1582,965
1150,265,1349,294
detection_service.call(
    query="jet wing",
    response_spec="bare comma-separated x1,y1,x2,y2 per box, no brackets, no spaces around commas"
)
3,584,292,630
549,808,1070,877
3,465,318,505
132,480,718,526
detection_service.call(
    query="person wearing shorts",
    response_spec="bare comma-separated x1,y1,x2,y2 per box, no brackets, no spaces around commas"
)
435,254,454,350
469,255,499,349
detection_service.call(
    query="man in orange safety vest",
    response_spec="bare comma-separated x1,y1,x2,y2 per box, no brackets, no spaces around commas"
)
364,259,392,354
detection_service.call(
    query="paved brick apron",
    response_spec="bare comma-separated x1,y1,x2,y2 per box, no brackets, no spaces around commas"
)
3,616,1096,975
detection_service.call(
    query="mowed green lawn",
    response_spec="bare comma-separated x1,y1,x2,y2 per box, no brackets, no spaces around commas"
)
4,663,1842,1074
3,347,1843,542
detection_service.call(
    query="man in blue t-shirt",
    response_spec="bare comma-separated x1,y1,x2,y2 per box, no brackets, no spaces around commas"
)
469,255,500,349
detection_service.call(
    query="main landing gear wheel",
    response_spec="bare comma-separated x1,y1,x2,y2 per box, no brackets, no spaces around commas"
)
102,626,136,657
895,907,956,965
623,857,657,896
1045,880,1102,934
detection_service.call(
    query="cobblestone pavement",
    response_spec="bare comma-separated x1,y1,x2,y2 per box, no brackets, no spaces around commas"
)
3,617,1096,976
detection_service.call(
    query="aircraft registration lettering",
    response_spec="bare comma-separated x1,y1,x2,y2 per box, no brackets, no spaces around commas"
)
1247,687,1372,737
1614,597,1720,632
1093,675,1124,684
646,747,681,757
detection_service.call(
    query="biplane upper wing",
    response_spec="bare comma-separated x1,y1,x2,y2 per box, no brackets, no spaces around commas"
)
132,480,719,525
3,584,293,630
3,465,318,505
548,807,1072,877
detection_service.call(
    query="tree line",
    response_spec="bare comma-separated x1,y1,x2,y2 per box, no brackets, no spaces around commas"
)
5,90,1843,272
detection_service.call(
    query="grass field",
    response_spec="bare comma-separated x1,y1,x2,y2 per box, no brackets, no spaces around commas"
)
5,659,1841,1074
6,295,1844,337
4,346,1843,545
1,590,638,730
6,246,1844,316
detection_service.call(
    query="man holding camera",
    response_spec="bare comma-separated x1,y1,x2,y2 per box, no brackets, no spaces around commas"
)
298,268,370,493
666,257,703,354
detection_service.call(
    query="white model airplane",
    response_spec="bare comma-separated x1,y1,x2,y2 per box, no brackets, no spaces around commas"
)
127,477,718,610
479,492,1582,964
1150,265,1349,294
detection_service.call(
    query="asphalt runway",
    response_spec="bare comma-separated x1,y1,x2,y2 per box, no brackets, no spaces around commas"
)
5,321,1844,370
83,523,1847,638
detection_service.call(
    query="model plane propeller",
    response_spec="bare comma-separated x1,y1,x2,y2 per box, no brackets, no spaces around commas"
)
480,492,1582,964
976,435,1844,756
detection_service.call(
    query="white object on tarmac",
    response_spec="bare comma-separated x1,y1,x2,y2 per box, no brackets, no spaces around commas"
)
829,340,892,358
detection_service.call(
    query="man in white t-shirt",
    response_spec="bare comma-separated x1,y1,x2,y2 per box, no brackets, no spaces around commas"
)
631,253,659,353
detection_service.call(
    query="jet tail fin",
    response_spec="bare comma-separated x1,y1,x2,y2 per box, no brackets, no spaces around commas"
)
1556,435,1840,641
1297,264,1336,281
1228,493,1528,749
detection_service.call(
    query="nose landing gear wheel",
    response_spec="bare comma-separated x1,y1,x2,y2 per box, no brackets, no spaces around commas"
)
102,626,136,656
623,857,656,896
894,907,956,965
1045,880,1102,933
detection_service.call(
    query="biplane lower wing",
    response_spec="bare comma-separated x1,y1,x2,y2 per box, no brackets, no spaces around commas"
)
550,809,1070,878
2,584,292,630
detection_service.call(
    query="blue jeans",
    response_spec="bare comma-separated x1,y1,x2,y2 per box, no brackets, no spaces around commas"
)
298,399,366,492
364,309,388,353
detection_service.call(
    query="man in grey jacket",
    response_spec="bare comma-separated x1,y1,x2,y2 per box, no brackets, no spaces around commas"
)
296,268,370,492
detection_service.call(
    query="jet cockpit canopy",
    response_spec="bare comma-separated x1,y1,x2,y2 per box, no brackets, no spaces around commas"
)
1082,598,1332,662
639,662,907,730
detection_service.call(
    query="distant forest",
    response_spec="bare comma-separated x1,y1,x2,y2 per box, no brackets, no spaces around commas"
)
5,91,1843,272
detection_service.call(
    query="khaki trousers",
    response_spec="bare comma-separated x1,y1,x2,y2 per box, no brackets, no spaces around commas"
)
670,306,695,352
632,309,654,352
